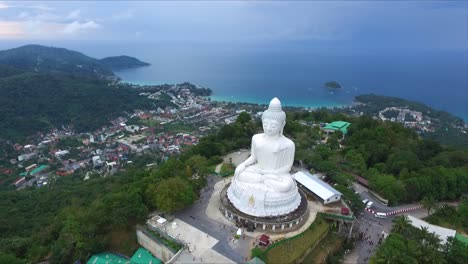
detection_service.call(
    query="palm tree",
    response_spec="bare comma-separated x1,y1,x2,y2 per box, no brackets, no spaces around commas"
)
426,232,442,249
418,226,431,242
373,244,399,264
392,215,411,235
421,196,437,216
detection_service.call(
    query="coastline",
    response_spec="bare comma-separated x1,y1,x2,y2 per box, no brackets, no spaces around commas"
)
209,94,348,110
114,74,352,111
114,75,468,122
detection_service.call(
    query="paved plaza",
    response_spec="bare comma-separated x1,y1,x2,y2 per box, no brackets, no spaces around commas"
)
170,150,330,263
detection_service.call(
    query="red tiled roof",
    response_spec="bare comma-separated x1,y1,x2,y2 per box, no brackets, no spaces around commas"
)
259,234,270,244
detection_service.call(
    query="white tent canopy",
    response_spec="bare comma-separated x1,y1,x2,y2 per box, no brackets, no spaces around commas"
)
293,171,342,204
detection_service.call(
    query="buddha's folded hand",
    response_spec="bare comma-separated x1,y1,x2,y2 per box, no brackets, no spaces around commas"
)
234,163,246,177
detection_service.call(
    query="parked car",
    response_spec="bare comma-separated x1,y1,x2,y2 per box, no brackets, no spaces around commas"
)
374,212,387,219
341,207,350,215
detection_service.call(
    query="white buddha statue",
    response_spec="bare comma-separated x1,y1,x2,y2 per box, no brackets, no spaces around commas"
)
227,97,301,217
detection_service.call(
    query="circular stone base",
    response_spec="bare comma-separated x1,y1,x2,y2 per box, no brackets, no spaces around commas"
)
220,183,309,233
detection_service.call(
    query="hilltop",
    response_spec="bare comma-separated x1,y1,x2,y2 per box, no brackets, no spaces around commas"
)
0,45,149,79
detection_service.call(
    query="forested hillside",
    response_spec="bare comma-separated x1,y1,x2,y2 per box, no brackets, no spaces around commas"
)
0,110,467,263
0,45,114,79
0,72,153,141
286,111,468,205
0,114,258,263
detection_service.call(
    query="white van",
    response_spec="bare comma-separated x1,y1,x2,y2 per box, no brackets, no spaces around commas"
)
362,199,369,204
375,212,387,219
366,201,374,208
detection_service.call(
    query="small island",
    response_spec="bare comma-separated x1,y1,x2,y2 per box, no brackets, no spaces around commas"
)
324,81,342,89
99,55,150,70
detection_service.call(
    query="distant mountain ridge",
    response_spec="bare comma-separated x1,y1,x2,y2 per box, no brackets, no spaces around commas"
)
0,44,149,79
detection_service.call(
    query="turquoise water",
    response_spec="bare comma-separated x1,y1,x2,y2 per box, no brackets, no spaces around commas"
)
208,95,347,109
109,42,467,120
3,40,462,119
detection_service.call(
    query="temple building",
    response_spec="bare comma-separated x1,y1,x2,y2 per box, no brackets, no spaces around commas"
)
322,121,351,135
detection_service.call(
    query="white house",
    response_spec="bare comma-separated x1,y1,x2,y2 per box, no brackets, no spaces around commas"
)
55,150,70,157
293,171,342,204
125,125,140,133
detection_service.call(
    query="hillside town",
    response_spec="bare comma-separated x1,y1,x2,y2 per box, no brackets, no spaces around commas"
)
4,83,263,191
378,107,435,132
6,88,468,192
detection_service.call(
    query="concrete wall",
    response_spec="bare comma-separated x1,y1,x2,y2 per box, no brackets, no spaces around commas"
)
136,229,175,262
323,194,341,204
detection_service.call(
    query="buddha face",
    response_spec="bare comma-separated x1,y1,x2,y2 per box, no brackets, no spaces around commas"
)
262,118,283,137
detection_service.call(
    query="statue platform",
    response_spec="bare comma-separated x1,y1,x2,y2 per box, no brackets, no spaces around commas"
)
220,183,309,232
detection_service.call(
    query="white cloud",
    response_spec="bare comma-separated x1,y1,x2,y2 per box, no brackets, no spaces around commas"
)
62,20,100,34
111,10,134,21
67,9,80,20
0,2,9,9
0,21,24,38
23,20,62,36
18,11,29,19
24,4,54,11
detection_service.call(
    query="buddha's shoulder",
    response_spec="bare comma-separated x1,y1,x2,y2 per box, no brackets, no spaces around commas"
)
252,134,294,146
252,133,264,140
281,136,295,146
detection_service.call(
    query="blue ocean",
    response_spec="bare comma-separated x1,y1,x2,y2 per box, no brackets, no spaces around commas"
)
2,41,467,120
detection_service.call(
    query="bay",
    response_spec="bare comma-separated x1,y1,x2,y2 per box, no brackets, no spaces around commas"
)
113,42,468,120
1,40,466,120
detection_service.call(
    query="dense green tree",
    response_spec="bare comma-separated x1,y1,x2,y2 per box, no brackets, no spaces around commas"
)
458,200,468,230
371,233,420,264
147,177,197,213
236,111,252,124
0,73,155,141
414,139,443,162
442,237,468,264
421,196,437,216
369,173,406,204
0,253,26,264
344,149,367,173
386,150,421,175
392,216,411,235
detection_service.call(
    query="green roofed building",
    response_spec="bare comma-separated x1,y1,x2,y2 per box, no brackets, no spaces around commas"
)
87,252,131,264
455,233,468,245
248,257,266,264
130,248,162,264
323,121,351,135
30,165,48,176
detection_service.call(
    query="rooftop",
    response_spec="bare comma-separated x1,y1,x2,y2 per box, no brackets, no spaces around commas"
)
323,121,351,134
87,252,130,264
293,171,342,201
248,257,266,264
455,233,468,245
30,165,48,176
130,247,162,264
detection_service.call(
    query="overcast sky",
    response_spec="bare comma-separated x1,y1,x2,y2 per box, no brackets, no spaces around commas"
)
0,1,467,51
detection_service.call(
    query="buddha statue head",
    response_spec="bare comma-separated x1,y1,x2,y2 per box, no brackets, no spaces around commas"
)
262,97,286,136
